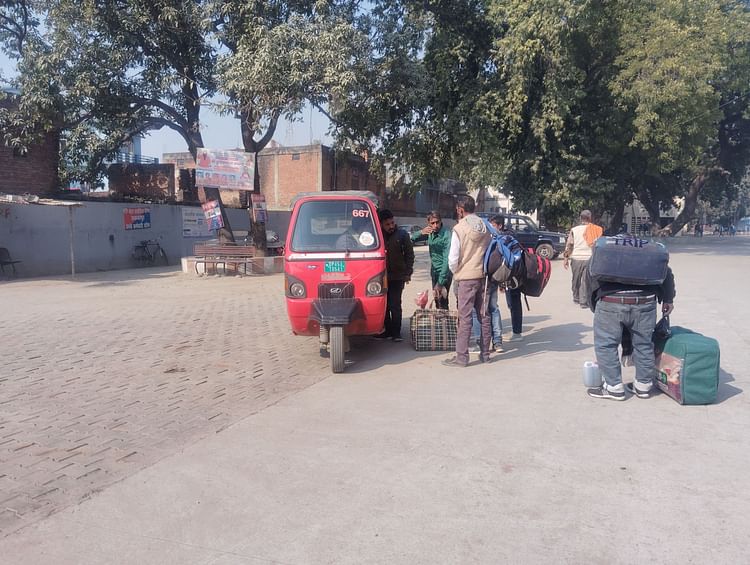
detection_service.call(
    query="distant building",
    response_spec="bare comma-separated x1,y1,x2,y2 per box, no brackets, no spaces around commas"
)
472,186,539,224
162,143,385,210
0,87,60,196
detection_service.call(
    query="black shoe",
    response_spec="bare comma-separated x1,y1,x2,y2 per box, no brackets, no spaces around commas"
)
479,354,492,363
392,336,403,343
442,356,468,368
625,382,653,398
373,332,390,340
587,383,626,401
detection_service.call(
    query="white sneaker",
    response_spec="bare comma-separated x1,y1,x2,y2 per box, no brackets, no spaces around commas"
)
508,333,523,342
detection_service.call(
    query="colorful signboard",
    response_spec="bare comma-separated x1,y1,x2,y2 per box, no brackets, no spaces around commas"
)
124,207,151,230
195,148,254,191
201,200,224,231
182,207,212,238
251,193,268,223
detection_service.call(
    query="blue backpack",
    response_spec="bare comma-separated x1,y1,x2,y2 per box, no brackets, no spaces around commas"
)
482,220,525,288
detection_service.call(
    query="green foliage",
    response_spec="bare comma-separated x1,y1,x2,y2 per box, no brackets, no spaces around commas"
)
1,0,217,184
214,0,370,151
3,0,750,221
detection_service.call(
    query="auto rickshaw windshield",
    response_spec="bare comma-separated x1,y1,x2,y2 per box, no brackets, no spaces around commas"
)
290,200,380,252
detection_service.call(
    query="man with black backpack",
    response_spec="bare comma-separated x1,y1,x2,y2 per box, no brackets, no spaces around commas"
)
375,209,414,342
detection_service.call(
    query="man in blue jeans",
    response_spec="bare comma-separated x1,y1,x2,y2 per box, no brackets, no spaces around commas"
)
470,215,523,348
587,265,676,400
469,214,511,351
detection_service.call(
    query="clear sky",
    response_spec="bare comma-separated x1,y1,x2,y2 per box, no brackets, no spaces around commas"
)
137,104,334,159
1,54,333,160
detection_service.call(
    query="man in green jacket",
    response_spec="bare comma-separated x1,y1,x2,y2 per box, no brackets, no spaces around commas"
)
412,211,452,309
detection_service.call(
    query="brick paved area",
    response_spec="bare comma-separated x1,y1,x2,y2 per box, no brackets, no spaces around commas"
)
0,268,330,536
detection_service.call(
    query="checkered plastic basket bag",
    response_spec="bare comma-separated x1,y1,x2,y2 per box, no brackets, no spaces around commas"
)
410,307,458,351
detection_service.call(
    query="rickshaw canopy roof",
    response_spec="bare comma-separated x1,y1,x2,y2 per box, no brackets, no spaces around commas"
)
290,190,379,209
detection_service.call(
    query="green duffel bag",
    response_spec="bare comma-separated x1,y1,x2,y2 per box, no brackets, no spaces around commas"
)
655,326,720,405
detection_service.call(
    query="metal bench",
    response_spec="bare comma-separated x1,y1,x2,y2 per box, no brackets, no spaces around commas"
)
0,247,21,277
193,243,256,275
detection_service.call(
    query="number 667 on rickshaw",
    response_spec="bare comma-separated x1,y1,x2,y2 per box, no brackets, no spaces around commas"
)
284,191,387,373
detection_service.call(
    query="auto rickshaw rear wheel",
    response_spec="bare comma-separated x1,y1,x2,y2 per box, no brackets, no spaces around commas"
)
330,325,345,373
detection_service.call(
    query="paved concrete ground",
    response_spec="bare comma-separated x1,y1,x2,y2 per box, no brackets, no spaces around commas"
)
1,237,749,564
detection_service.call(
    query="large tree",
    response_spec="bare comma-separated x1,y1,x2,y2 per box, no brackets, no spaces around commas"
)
611,0,750,234
2,1,216,177
212,0,370,248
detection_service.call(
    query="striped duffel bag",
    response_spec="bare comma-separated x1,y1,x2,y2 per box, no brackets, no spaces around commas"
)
410,308,458,351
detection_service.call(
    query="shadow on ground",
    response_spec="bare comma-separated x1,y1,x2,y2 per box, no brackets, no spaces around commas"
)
716,368,742,404
343,318,590,372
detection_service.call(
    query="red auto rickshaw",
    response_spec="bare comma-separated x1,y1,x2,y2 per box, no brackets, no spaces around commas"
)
284,191,386,372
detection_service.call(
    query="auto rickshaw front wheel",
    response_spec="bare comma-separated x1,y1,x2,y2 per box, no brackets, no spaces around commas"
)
329,325,345,373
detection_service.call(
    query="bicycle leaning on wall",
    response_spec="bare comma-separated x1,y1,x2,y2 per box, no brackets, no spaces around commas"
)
132,240,169,266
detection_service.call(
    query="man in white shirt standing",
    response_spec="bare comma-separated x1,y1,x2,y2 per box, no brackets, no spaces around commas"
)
443,195,492,367
563,209,602,309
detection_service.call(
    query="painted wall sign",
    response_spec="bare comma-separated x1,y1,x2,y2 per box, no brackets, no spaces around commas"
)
124,207,151,230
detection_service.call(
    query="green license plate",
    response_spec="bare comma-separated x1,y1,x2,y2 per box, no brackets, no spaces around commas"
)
324,260,346,273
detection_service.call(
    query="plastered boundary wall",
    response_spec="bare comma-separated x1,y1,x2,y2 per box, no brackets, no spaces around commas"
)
0,201,291,278
0,199,446,278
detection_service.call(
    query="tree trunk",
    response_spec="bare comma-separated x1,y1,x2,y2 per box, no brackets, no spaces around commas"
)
185,82,234,243
659,172,706,236
239,112,280,257
634,188,661,235
607,201,625,235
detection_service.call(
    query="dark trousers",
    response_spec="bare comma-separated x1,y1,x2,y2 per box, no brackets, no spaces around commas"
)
385,279,405,338
455,278,491,364
506,288,523,334
570,259,590,306
431,271,452,310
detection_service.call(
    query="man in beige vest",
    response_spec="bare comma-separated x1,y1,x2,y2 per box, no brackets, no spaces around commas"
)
442,195,492,367
563,209,603,308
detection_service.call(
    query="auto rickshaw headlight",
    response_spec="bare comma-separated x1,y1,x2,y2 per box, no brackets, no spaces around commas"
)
367,281,382,295
366,272,386,296
285,275,307,298
290,282,306,297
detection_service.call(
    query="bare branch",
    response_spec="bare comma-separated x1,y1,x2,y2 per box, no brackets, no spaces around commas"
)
134,97,188,129
254,111,280,152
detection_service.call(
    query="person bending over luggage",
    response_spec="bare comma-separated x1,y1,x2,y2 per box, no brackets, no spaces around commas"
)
586,264,675,401
412,211,452,309
374,209,414,342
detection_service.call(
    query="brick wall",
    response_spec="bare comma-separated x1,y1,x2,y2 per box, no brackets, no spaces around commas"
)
258,145,322,210
107,163,175,200
159,145,385,212
0,98,60,196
